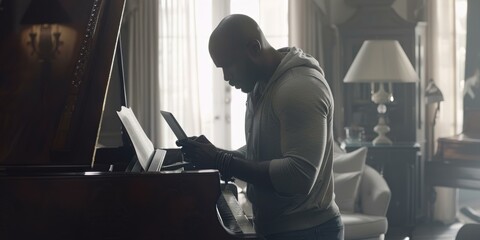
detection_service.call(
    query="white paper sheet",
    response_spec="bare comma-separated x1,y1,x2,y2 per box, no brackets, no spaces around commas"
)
116,106,154,170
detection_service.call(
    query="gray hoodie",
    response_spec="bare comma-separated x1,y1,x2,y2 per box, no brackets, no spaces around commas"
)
240,47,339,235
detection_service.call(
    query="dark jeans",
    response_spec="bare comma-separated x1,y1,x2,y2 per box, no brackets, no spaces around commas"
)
263,216,344,240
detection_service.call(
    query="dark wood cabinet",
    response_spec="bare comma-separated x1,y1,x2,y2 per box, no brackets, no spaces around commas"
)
336,1,427,147
343,142,423,230
335,2,428,232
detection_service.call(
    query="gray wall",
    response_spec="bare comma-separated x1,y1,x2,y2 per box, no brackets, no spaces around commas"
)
329,0,419,25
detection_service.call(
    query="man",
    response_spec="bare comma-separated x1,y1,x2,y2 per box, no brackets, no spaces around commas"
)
177,14,343,240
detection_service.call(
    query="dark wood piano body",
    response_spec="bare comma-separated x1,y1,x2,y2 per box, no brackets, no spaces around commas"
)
0,171,237,240
0,0,256,239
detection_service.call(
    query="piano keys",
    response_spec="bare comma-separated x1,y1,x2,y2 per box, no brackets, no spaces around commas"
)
218,185,256,236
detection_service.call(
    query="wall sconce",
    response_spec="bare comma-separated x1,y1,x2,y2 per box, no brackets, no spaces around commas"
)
20,0,71,61
343,40,419,145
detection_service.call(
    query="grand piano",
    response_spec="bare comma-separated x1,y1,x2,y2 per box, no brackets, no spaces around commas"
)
0,0,256,239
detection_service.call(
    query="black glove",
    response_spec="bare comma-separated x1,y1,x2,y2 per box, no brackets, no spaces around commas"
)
176,135,234,182
176,135,219,169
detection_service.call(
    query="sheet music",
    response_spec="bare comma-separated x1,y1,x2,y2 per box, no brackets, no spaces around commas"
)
116,106,154,170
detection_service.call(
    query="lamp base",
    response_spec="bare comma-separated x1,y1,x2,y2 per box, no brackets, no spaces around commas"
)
373,115,392,145
372,135,393,145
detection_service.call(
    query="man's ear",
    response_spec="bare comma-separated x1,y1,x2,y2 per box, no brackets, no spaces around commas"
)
246,39,261,59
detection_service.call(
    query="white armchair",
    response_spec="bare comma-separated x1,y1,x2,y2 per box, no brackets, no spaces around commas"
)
341,165,391,240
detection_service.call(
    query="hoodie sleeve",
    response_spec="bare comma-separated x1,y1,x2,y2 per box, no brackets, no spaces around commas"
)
269,67,333,195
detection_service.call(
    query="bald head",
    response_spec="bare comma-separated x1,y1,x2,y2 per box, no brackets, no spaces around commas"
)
209,14,270,66
208,14,283,93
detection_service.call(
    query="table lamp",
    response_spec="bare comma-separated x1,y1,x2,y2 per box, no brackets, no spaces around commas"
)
425,79,444,158
343,40,419,145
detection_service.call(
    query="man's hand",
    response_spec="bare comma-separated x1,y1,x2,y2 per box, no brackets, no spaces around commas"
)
176,135,219,169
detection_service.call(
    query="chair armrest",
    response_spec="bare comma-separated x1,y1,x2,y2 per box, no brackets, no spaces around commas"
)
359,165,391,216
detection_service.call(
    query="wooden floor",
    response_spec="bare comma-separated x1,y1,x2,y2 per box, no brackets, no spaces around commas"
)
384,189,480,240
386,208,480,240
386,222,464,240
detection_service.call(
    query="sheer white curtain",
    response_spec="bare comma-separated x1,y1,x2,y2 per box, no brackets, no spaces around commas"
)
123,0,289,149
288,0,342,138
123,0,162,146
157,0,206,148
228,0,289,149
288,0,327,64
427,0,462,141
427,0,466,224
123,0,207,148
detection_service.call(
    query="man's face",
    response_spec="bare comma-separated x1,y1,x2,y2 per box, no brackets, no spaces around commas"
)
210,42,259,93
220,55,258,93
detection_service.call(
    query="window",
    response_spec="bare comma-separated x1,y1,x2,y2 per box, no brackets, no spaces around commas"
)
456,0,467,131
158,0,288,149
229,0,288,149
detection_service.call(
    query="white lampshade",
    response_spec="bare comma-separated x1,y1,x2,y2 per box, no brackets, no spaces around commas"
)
343,40,419,83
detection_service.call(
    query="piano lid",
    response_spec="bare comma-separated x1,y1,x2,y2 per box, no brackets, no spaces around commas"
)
0,0,126,167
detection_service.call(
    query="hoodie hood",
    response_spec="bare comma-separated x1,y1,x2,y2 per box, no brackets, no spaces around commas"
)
253,47,324,96
273,47,324,81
